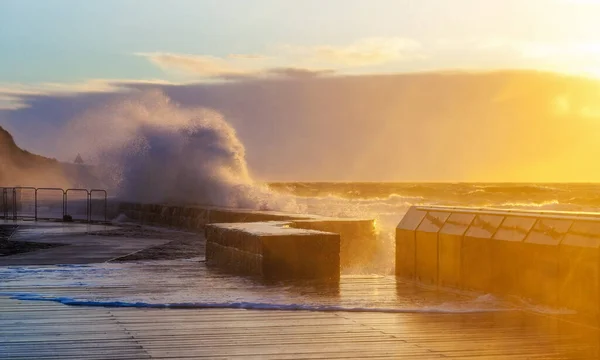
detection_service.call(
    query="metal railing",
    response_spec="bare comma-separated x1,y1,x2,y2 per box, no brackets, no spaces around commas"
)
0,186,108,223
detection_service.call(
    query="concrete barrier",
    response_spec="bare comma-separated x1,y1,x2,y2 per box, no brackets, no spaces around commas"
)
112,202,375,271
462,213,504,292
560,220,600,319
521,218,571,305
205,222,340,281
396,206,600,316
415,211,451,285
438,212,475,288
492,216,536,296
396,207,427,279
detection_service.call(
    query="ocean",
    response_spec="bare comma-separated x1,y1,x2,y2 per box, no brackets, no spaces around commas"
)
268,182,600,232
264,182,600,274
269,182,600,212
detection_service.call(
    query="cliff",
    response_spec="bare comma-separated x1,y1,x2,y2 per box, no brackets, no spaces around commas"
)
0,126,87,188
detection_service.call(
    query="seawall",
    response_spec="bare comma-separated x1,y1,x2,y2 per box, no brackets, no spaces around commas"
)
112,202,376,277
396,205,600,319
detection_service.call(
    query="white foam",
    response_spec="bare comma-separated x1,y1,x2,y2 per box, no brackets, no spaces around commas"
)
2,292,511,314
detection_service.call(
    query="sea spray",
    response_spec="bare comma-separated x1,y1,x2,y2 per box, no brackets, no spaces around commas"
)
59,90,419,273
62,90,303,212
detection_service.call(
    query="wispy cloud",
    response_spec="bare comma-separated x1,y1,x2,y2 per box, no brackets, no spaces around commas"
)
474,37,600,58
560,0,600,5
135,37,423,78
135,52,255,77
283,37,423,67
265,67,336,79
0,79,173,110
227,54,268,60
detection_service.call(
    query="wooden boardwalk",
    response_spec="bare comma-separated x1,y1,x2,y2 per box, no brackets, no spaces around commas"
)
2,295,600,359
2,222,600,359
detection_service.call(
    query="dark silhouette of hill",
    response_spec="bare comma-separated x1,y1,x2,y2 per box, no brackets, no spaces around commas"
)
1,126,60,165
0,126,101,188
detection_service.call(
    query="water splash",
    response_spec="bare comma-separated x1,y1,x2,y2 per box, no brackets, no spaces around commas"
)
63,90,303,212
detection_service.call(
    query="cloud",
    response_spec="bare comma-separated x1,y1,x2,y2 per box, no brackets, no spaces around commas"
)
0,79,173,110
132,51,335,81
283,37,423,67
134,37,422,79
520,43,600,59
3,70,600,182
473,37,600,59
135,52,261,77
264,67,335,79
227,54,267,60
560,0,600,4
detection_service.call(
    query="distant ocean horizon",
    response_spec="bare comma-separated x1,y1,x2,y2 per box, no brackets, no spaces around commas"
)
268,181,600,238
268,182,600,210
266,182,600,273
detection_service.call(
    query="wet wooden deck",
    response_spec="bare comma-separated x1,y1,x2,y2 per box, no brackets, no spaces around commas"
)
2,296,599,359
2,222,600,359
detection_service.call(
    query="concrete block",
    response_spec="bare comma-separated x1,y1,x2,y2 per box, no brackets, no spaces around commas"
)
205,222,340,281
559,220,600,318
415,211,451,285
520,218,571,305
492,216,536,296
396,205,600,316
439,213,475,288
396,207,427,279
462,214,505,292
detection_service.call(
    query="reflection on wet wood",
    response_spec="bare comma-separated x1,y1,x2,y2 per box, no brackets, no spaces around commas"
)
2,296,599,359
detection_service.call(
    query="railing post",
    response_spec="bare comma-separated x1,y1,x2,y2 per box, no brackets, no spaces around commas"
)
1,188,5,220
2,187,106,222
87,191,91,223
13,188,17,221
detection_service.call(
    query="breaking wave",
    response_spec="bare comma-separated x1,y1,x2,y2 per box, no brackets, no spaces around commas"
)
62,90,303,212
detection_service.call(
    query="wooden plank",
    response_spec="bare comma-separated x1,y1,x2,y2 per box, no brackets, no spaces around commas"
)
2,279,600,359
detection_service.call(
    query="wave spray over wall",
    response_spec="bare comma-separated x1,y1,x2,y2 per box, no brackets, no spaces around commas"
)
62,90,415,274
64,90,303,212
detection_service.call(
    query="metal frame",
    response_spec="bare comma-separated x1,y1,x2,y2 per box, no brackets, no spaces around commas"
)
13,186,37,220
90,189,108,223
35,188,66,221
65,188,90,222
0,186,108,223
1,188,8,219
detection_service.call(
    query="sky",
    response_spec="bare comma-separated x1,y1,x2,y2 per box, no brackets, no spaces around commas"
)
1,0,600,181
2,0,600,88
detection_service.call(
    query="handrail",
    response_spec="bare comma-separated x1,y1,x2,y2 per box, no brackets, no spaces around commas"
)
90,189,108,223
1,186,108,223
13,187,37,220
65,188,90,222
35,188,66,220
